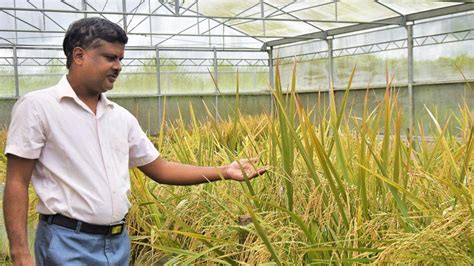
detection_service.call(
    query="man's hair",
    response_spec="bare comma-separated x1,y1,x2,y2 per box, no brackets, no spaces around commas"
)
63,17,128,69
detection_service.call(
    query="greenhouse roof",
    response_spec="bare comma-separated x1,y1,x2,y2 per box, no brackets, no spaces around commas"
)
0,0,473,51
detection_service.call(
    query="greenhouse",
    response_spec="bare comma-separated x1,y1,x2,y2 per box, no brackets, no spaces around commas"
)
0,0,473,264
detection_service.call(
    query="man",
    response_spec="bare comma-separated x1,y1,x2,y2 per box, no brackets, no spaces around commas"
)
3,17,268,266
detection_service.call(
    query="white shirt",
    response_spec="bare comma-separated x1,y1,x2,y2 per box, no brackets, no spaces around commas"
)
5,75,160,225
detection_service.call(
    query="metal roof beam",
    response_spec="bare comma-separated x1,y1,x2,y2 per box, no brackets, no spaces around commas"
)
0,28,297,39
264,3,474,48
0,44,264,52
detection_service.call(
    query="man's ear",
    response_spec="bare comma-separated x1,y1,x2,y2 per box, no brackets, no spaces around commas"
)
72,47,86,66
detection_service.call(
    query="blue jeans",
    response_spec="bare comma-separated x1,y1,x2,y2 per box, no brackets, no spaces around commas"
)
34,220,130,266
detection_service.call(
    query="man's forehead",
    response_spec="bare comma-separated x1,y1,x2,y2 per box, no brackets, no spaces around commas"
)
90,39,125,53
90,39,124,48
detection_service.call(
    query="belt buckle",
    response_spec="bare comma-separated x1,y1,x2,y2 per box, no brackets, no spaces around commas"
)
108,222,125,236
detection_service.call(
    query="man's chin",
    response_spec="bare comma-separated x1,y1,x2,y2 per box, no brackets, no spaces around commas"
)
101,84,114,92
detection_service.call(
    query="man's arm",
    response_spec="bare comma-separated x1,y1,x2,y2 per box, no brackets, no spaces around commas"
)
138,157,268,185
3,154,35,266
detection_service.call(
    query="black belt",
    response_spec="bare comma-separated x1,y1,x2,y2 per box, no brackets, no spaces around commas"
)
40,214,125,236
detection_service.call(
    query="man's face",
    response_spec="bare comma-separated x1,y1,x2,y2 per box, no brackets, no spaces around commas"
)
79,40,125,94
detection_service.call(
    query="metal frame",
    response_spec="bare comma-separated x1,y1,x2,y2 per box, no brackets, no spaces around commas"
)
263,3,474,48
275,28,474,62
1,1,470,48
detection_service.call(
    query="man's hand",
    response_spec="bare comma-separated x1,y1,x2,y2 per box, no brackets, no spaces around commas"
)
4,154,35,266
11,254,34,266
224,158,270,181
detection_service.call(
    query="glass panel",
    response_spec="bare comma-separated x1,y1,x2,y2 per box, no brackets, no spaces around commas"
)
413,13,474,82
381,1,461,15
85,0,122,12
44,12,83,31
13,11,42,31
334,50,407,88
216,51,268,93
44,0,82,9
330,26,408,87
218,66,268,93
16,32,65,46
234,18,315,37
159,51,215,94
333,27,406,49
199,1,256,17
276,40,327,59
111,71,157,94
161,68,215,94
299,59,329,91
414,41,474,83
287,1,394,30
279,58,329,92
18,67,64,95
414,12,474,36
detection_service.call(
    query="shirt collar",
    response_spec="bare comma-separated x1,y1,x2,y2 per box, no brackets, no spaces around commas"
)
55,75,115,109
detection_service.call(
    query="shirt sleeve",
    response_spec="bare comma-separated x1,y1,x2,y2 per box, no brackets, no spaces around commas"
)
127,115,160,168
5,96,46,159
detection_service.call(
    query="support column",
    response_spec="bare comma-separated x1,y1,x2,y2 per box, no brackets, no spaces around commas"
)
260,0,266,36
148,0,153,46
213,47,219,120
13,0,19,97
156,47,162,132
174,0,180,15
326,36,334,108
406,23,414,133
82,0,87,18
208,19,211,47
196,0,200,34
14,0,18,44
122,0,128,32
42,0,46,30
268,47,274,116
13,45,19,97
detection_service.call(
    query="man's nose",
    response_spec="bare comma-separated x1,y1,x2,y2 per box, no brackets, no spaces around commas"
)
113,59,122,72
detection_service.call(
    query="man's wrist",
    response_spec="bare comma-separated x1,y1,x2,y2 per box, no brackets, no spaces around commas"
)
10,252,34,266
220,165,230,180
10,247,31,259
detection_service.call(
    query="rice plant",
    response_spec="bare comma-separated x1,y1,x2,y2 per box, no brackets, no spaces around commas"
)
0,64,472,264
126,64,473,264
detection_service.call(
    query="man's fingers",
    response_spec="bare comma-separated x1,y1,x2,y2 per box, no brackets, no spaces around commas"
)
252,166,271,177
